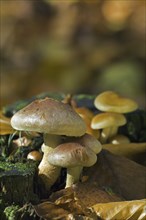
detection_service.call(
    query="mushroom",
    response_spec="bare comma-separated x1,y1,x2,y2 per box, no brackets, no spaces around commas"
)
94,91,138,113
48,142,97,188
91,112,127,143
75,107,100,139
11,97,86,191
75,107,94,121
12,136,31,147
27,150,43,162
109,134,130,144
92,91,138,143
73,133,102,154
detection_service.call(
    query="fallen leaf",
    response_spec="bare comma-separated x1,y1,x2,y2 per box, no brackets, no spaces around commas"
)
83,150,146,200
50,184,123,208
34,151,146,219
35,186,145,219
92,199,146,220
34,201,70,220
102,142,146,160
33,200,96,220
53,190,94,217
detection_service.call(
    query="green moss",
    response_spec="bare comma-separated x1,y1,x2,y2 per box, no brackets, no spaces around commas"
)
2,203,38,220
3,205,20,220
0,161,37,177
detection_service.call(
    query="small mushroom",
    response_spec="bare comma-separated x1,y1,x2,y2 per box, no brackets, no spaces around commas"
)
48,142,97,188
75,107,100,139
27,150,43,161
11,97,86,191
75,107,94,121
109,134,130,144
92,91,138,143
12,136,31,147
94,91,138,113
91,112,127,144
63,133,102,154
74,133,102,154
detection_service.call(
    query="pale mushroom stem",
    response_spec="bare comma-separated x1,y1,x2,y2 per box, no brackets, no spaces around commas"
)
100,126,118,144
43,133,61,148
65,166,83,188
38,134,61,191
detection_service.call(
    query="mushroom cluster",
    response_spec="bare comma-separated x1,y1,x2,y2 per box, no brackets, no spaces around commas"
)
11,97,102,191
48,133,102,188
91,91,138,144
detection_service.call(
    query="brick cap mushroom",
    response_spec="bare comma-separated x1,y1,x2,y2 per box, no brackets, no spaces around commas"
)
91,112,127,143
74,133,102,154
94,91,138,113
11,97,86,137
48,142,97,188
109,134,130,145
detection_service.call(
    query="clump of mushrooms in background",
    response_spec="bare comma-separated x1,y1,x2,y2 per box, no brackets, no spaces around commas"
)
91,91,138,144
10,91,139,188
11,97,88,192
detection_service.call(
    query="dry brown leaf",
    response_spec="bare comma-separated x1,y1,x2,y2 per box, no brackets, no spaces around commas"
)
92,199,146,220
50,184,123,208
35,154,146,220
102,143,146,160
83,150,146,200
33,200,96,220
54,191,94,217
34,201,70,220
50,150,146,205
35,189,145,219
49,189,95,218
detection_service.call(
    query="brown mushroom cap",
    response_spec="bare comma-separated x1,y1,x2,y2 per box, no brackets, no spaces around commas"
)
94,91,138,113
75,133,102,154
11,98,86,137
48,142,97,168
75,107,94,120
27,150,42,161
91,112,127,129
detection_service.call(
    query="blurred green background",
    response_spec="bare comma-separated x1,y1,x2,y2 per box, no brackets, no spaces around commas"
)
0,0,145,108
